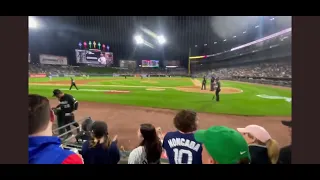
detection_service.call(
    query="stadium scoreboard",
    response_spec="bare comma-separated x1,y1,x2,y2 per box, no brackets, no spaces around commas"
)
75,49,113,67
142,60,159,67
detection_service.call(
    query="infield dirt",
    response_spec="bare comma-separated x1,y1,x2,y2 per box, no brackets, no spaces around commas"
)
180,79,243,94
176,87,242,94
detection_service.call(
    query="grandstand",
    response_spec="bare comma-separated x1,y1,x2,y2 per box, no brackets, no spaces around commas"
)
190,28,292,87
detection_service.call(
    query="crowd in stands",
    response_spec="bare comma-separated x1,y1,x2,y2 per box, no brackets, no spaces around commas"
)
212,62,291,79
136,67,166,75
118,69,136,75
167,68,188,76
28,94,291,164
29,63,81,75
193,61,292,87
116,67,188,77
134,67,188,76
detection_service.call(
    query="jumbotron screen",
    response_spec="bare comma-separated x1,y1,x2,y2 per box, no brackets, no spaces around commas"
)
75,49,113,67
142,60,159,67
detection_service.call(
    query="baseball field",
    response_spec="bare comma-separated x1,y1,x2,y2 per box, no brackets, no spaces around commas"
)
28,77,292,149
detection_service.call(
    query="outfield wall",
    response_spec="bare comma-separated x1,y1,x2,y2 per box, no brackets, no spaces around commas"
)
29,73,47,78
78,67,118,74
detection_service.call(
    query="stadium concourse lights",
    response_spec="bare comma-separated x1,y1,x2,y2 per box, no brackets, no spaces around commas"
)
157,35,166,45
29,16,38,29
134,35,144,45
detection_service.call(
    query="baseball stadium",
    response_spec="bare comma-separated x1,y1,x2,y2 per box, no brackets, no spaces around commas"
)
28,16,292,164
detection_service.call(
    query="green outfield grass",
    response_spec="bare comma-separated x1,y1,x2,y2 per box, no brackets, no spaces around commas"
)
28,77,291,116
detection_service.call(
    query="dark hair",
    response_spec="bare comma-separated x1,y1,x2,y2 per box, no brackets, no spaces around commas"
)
75,118,94,142
139,124,162,164
82,117,94,132
89,121,112,149
28,94,51,135
173,110,198,133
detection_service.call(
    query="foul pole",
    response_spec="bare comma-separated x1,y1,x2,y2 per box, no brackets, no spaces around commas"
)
188,47,191,76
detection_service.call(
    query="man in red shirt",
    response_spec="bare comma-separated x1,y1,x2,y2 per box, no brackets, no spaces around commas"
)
28,94,83,164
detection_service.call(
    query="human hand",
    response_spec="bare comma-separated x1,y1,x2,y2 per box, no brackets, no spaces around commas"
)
156,127,164,140
113,135,118,143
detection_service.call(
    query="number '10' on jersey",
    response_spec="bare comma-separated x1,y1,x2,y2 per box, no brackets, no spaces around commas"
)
162,131,203,164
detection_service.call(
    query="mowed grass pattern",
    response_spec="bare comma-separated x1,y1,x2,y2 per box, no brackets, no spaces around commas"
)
28,77,291,116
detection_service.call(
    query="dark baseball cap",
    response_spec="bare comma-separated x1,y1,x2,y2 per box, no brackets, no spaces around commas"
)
281,120,292,127
52,89,63,97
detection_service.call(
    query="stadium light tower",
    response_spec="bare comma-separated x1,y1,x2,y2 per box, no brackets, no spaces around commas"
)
134,35,144,45
29,16,38,29
157,35,166,45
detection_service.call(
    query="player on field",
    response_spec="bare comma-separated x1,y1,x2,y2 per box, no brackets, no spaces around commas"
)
53,89,80,138
162,110,203,164
48,72,52,81
69,77,79,90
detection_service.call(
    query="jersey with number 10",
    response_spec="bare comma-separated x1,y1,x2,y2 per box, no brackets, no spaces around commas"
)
162,131,202,164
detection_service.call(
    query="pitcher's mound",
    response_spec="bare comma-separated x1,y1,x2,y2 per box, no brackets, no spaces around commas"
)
146,88,165,91
176,87,242,94
104,90,131,94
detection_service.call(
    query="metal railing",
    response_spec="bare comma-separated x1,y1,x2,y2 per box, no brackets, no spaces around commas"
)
52,117,89,142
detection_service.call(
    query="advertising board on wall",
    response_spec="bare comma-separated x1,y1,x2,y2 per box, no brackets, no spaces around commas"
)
64,74,75,77
50,74,59,77
39,54,68,65
120,60,137,69
163,60,180,67
29,73,47,78
75,49,113,67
